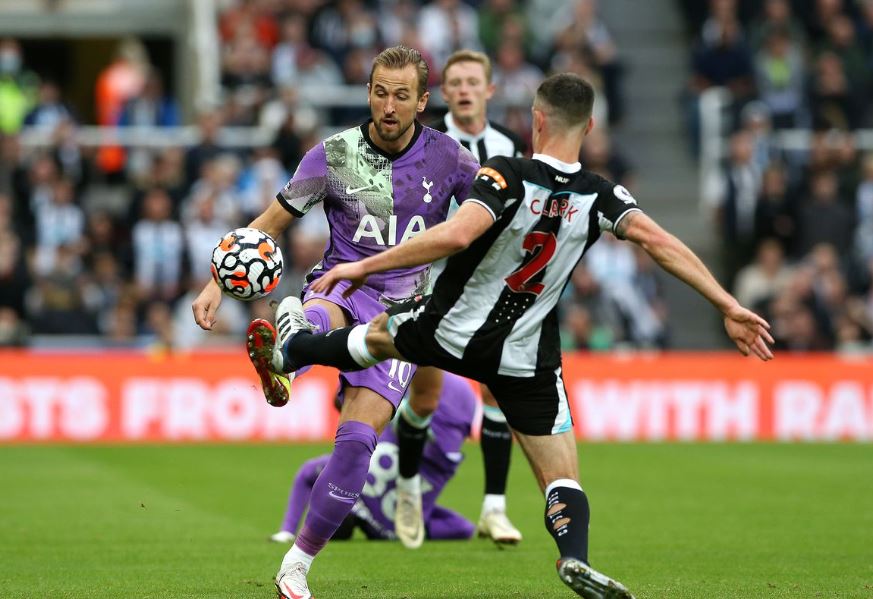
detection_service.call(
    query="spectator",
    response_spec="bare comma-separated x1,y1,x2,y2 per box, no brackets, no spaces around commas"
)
579,128,633,187
0,39,38,134
753,27,807,129
271,14,310,88
33,177,86,276
131,188,184,302
716,130,762,284
23,80,74,130
118,71,180,128
853,153,873,262
734,238,794,309
418,0,482,67
26,246,97,335
310,0,380,67
809,51,855,129
748,0,807,52
685,10,755,153
491,41,543,124
553,0,624,124
219,0,279,50
794,170,853,257
479,0,529,56
184,109,224,188
754,162,796,251
0,219,29,320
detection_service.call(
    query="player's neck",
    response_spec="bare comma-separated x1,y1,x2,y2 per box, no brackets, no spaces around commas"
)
368,121,417,155
534,140,582,166
451,113,487,137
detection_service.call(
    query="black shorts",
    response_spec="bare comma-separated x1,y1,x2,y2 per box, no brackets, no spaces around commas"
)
386,297,574,436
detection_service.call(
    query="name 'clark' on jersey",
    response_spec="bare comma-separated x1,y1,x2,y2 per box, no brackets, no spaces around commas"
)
428,153,642,377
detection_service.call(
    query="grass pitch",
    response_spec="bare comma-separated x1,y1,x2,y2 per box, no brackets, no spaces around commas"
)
0,443,871,598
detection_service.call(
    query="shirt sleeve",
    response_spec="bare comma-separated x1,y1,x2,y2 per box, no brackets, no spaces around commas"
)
450,144,480,208
461,156,517,222
275,142,328,217
595,179,643,238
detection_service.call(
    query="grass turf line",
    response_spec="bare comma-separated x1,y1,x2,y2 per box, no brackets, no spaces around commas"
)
0,443,871,598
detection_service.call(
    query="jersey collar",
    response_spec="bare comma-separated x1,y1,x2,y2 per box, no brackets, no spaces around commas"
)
532,153,582,173
444,113,490,143
360,119,423,161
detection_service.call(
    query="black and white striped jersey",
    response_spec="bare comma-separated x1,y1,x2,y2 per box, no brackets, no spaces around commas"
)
431,113,526,162
427,153,642,377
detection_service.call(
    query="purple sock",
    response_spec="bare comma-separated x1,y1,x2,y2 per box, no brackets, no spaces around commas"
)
295,421,377,556
292,305,334,377
280,455,329,534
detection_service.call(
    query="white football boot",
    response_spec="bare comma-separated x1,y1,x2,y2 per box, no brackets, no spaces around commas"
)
268,531,296,544
275,562,312,599
394,476,425,549
556,557,635,599
477,509,523,545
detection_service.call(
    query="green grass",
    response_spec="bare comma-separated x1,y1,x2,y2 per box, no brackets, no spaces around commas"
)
1,443,872,598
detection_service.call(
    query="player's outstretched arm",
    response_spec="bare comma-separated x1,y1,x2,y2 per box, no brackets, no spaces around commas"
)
618,211,775,361
192,201,297,330
310,201,495,297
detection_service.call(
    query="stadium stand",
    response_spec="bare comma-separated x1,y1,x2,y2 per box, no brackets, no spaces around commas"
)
1,0,663,351
684,0,873,352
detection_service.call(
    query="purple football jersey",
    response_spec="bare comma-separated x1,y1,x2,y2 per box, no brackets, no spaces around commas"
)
354,372,478,538
277,121,479,301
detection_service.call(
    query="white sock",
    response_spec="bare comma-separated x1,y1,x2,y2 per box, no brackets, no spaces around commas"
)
282,543,315,573
396,473,421,494
347,324,379,368
482,493,506,514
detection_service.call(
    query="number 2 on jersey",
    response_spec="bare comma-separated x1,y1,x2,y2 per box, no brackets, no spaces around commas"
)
504,231,557,295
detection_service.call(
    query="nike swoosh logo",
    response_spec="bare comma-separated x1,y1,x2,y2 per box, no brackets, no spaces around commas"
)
388,381,402,392
328,490,357,503
346,184,376,195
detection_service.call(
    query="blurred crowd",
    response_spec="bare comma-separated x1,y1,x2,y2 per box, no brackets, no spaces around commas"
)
0,0,668,352
681,0,873,352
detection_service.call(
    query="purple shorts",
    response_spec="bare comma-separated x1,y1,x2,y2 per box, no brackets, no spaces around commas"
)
302,280,416,409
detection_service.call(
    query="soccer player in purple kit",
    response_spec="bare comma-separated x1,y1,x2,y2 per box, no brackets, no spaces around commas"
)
192,46,478,599
270,372,477,545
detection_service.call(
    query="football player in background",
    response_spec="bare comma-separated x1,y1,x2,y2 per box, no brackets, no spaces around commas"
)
270,372,477,544
393,49,528,549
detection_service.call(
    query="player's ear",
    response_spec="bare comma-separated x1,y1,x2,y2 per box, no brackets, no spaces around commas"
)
366,82,371,107
417,90,429,113
485,82,496,100
584,116,595,135
532,108,545,133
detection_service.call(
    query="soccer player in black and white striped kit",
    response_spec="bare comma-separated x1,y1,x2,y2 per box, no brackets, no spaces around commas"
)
263,73,774,598
392,50,527,548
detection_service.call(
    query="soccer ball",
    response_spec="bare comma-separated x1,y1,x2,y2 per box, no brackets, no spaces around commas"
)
211,228,283,301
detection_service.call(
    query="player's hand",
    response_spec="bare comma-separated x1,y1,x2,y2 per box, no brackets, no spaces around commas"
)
723,304,775,361
192,279,223,330
309,262,369,297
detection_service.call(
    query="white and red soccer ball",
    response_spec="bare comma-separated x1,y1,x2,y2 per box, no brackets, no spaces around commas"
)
211,228,283,301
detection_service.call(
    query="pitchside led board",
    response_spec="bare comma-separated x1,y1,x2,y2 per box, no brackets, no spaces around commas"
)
0,351,871,443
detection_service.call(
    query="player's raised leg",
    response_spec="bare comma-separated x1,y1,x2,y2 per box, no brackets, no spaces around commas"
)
394,366,442,549
275,387,391,599
247,297,346,406
477,384,522,544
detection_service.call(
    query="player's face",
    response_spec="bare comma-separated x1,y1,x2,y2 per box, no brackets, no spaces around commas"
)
368,65,429,149
441,61,494,125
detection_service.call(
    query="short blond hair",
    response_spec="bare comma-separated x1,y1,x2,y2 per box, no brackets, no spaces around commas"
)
369,45,430,97
442,49,492,83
